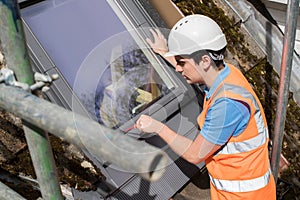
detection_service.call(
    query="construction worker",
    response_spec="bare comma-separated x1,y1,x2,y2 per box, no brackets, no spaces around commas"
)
135,14,276,199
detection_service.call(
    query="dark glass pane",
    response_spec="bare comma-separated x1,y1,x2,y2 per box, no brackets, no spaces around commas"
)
22,0,174,128
95,48,171,128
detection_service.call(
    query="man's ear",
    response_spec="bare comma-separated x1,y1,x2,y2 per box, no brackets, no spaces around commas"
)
201,55,211,71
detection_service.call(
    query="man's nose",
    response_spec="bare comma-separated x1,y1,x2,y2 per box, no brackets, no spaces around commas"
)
175,65,183,73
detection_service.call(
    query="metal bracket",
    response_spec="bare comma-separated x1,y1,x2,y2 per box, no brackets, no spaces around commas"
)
0,67,58,92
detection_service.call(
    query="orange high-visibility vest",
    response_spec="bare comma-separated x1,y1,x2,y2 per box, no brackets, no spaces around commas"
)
198,64,276,200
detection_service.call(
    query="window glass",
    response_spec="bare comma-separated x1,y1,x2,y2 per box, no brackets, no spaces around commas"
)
21,0,174,128
94,47,171,128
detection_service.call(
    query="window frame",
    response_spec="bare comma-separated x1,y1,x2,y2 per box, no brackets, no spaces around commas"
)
21,0,196,138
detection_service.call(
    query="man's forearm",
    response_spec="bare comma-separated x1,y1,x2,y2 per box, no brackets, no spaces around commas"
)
157,125,221,164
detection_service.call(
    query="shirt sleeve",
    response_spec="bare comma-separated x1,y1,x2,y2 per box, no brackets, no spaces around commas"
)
200,98,250,146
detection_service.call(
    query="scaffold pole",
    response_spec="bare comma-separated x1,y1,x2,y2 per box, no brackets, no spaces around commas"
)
0,1,64,199
271,0,299,182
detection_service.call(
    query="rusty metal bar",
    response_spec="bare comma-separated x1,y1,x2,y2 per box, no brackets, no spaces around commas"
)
271,0,299,182
0,1,64,199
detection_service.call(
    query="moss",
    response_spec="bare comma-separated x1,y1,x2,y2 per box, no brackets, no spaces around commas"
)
245,59,278,134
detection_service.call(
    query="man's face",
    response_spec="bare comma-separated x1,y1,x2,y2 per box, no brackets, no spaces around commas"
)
174,55,204,84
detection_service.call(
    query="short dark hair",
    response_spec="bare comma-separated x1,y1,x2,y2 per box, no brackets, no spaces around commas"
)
188,47,226,69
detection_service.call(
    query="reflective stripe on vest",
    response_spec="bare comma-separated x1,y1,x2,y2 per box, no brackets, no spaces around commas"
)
217,127,268,154
210,168,271,192
215,83,265,132
214,83,268,155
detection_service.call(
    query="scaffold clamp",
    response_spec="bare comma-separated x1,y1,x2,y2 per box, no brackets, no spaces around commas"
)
0,67,58,92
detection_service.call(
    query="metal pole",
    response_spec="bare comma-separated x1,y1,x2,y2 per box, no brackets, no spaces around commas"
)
0,1,63,199
271,0,299,182
0,0,34,83
0,182,26,200
0,84,167,181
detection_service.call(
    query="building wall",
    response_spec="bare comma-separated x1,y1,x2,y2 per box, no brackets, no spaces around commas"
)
262,0,300,54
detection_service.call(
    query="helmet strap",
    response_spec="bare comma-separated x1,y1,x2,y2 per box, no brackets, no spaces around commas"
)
208,52,224,61
207,51,225,70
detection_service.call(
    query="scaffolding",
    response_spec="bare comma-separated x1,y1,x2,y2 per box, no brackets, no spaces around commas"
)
0,1,167,199
0,0,299,198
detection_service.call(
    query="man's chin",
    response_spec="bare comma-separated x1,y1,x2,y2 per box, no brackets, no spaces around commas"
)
186,79,193,84
184,76,196,84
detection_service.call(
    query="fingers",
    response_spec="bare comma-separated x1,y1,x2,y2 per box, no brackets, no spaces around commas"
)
135,114,154,132
149,28,157,36
155,28,165,40
152,28,165,40
146,28,168,56
135,115,165,134
135,114,148,130
146,29,158,47
146,38,154,47
148,28,166,42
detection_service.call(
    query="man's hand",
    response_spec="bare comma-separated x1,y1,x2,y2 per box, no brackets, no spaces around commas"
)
135,114,165,134
146,29,168,56
146,28,177,68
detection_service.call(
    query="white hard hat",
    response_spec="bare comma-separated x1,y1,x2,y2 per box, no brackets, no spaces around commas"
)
164,14,227,57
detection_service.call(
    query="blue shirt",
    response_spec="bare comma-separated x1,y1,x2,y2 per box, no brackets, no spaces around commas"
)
200,64,250,145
